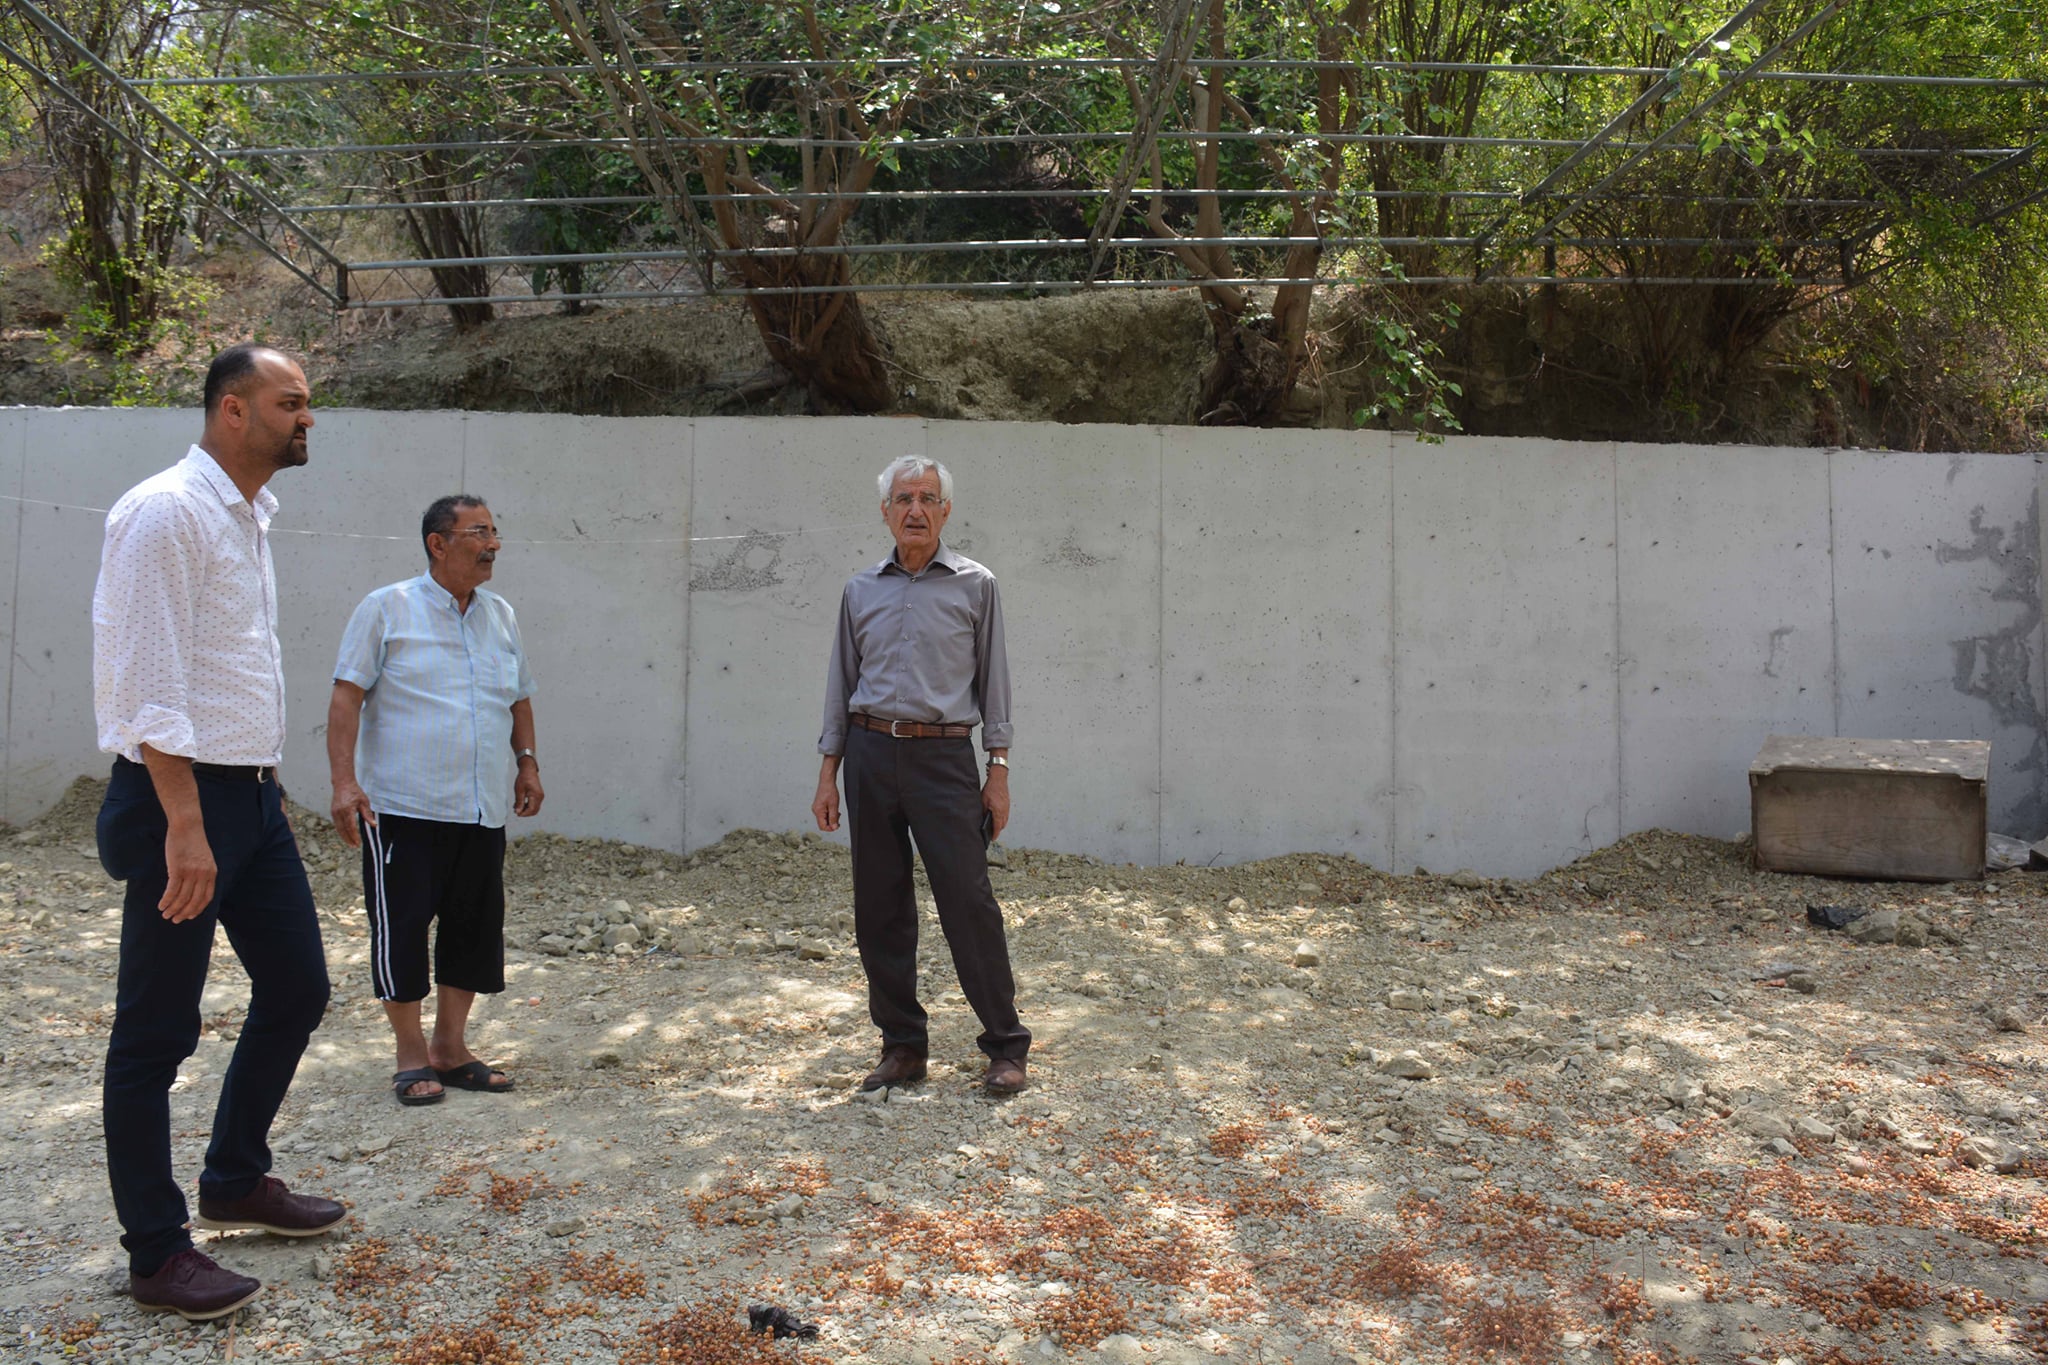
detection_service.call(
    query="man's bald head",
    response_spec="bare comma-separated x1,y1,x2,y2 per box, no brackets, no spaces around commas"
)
203,343,294,419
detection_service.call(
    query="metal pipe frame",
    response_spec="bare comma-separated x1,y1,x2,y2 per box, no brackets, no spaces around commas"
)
7,0,347,293
344,234,1850,271
285,189,1886,214
1514,0,1849,252
130,58,2045,89
1502,0,1774,210
339,273,1841,308
3,0,2017,318
224,131,2029,159
0,34,343,304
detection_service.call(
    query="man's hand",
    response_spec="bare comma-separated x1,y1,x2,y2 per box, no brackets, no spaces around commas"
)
160,820,217,922
138,746,215,922
981,765,1009,843
514,765,545,818
331,779,375,849
812,757,842,832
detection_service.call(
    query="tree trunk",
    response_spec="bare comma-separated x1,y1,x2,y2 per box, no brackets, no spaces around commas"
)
732,256,892,413
1196,308,1298,425
394,158,496,331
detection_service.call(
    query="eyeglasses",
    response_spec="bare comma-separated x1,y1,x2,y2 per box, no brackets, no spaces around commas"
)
445,526,500,542
890,493,947,509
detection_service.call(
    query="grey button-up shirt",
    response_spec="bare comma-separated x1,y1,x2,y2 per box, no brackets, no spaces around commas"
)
819,542,1013,756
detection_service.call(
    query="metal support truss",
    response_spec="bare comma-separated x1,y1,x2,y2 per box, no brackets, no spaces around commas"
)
4,0,348,304
4,0,2036,315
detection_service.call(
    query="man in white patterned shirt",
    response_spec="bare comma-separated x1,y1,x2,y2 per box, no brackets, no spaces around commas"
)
92,344,344,1322
327,495,543,1106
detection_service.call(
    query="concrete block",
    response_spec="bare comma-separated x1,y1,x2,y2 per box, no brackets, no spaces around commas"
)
271,410,466,813
684,418,914,851
1393,438,1619,877
930,421,1161,864
458,412,689,849
8,408,190,822
1161,426,1394,868
1616,444,1834,839
1832,451,2046,836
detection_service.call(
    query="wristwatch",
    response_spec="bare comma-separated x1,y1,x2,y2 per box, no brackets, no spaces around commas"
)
986,755,1009,770
515,748,539,769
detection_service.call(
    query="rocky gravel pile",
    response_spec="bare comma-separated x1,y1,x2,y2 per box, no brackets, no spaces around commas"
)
2,776,2045,1365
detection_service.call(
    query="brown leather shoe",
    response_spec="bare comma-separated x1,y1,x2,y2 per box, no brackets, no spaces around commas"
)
985,1057,1029,1094
130,1248,261,1320
859,1046,928,1092
195,1177,346,1237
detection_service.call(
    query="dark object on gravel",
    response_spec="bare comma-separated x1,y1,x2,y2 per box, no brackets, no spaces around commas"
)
749,1304,821,1339
1806,903,1869,930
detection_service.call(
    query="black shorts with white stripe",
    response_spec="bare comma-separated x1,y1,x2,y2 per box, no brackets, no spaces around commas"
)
360,812,508,1003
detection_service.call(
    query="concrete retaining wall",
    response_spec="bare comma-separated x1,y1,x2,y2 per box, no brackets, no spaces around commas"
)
2,407,2040,876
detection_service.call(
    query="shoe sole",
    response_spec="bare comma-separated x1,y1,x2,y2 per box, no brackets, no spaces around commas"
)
135,1284,261,1321
193,1213,346,1238
858,1071,926,1092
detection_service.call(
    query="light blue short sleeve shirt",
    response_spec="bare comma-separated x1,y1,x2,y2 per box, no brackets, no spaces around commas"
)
335,574,536,828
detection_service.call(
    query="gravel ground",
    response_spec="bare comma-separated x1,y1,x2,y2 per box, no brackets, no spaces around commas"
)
2,776,2045,1365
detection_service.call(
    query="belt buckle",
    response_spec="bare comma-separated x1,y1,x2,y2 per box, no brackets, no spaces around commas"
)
889,719,912,738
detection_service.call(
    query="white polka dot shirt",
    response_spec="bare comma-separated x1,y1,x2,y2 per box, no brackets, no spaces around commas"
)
92,445,288,766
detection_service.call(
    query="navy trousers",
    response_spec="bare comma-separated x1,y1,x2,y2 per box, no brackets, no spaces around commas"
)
843,727,1029,1062
96,757,329,1276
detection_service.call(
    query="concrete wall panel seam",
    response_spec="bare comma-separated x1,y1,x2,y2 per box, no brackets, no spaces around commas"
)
1154,424,1165,867
1386,436,1400,874
1828,447,1841,738
1610,442,1624,838
2,412,27,821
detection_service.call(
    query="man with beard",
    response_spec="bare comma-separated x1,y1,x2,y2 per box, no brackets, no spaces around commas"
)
92,343,343,1320
328,495,543,1106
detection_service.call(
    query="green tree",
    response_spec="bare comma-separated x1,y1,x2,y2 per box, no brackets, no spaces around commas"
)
549,0,1036,412
1,0,246,349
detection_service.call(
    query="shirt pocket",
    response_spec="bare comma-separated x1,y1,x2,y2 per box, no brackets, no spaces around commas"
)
486,651,524,704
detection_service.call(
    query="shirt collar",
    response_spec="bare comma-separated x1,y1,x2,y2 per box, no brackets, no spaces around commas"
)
414,572,462,610
879,542,963,577
183,444,279,524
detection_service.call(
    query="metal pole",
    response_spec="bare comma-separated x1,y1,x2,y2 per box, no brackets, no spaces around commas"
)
1506,0,1776,210
224,131,2027,158
1087,0,1204,277
341,232,1851,270
337,272,1841,308
284,189,1885,213
9,0,348,279
1518,0,1848,249
129,57,2047,88
0,34,341,304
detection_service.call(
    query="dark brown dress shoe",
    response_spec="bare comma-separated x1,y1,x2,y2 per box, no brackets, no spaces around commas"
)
195,1176,346,1237
985,1057,1029,1094
860,1046,928,1091
130,1248,261,1320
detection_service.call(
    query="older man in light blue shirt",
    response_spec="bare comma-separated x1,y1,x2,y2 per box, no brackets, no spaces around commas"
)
328,495,542,1105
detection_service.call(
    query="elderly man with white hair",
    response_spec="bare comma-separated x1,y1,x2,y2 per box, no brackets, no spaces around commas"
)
811,455,1031,1095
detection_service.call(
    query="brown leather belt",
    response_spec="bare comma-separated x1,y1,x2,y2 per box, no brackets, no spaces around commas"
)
849,712,973,739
